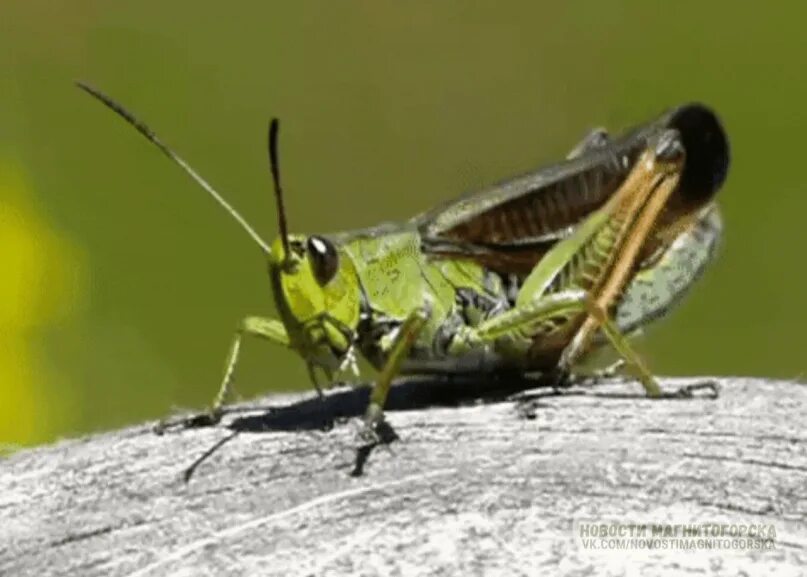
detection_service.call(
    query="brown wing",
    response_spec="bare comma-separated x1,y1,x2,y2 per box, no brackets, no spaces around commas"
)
418,153,633,275
416,104,719,276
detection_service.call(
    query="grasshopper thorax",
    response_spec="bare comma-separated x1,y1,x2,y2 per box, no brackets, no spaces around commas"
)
268,234,363,370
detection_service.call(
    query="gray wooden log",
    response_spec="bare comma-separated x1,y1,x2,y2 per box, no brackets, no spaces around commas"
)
1,376,805,576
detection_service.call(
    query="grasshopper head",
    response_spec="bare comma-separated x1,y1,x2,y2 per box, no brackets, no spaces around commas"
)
74,86,365,374
260,119,362,372
268,234,362,371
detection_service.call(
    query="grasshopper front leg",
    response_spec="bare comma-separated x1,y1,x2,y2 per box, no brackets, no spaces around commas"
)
155,316,290,432
360,307,431,441
213,316,291,414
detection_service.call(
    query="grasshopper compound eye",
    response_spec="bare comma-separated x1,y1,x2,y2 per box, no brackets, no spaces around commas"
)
307,235,339,286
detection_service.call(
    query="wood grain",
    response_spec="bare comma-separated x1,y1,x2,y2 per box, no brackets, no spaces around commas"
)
1,376,805,576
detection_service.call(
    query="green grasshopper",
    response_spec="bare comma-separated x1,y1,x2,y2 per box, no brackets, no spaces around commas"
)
77,83,729,440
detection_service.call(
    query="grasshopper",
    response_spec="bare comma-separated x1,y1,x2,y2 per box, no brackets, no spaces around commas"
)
77,83,729,441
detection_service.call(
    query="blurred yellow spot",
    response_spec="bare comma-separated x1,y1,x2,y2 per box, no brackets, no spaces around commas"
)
0,160,83,446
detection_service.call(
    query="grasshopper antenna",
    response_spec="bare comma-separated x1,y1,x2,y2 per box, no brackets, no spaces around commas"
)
268,118,292,264
75,81,273,255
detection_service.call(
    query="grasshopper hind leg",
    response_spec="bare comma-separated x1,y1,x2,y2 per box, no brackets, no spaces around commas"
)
565,312,718,399
451,290,718,400
153,316,291,434
561,299,720,399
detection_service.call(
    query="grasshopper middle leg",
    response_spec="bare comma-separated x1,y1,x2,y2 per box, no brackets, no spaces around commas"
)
360,307,431,440
212,316,291,416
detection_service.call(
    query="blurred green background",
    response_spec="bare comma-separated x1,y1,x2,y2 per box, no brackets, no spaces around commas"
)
1,2,805,447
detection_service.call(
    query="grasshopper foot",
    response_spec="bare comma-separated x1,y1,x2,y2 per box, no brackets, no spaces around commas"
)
153,409,223,435
357,418,398,446
662,380,720,400
516,398,542,420
357,404,398,446
545,366,575,390
351,407,398,477
351,418,398,477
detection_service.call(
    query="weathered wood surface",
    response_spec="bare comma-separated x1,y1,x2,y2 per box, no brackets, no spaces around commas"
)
1,376,805,576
